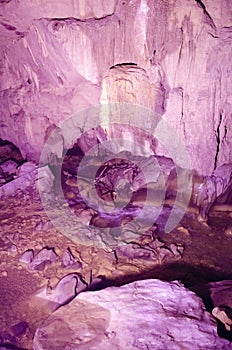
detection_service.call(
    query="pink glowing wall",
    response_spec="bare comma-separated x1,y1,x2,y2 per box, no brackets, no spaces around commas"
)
0,0,231,175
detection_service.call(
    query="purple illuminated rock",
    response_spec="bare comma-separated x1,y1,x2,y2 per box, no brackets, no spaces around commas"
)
0,0,231,176
19,249,34,265
34,220,53,232
10,321,28,337
61,248,75,267
34,273,87,311
0,161,37,196
15,161,37,176
7,244,17,254
29,247,57,271
0,159,18,175
193,164,232,220
61,248,82,269
33,279,231,350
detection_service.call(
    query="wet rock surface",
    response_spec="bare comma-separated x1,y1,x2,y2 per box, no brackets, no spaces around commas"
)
33,279,231,350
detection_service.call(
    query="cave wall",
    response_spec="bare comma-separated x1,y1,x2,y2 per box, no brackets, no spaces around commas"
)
0,0,231,175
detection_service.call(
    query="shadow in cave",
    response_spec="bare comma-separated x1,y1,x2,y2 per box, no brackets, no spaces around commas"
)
217,322,232,342
0,139,26,186
90,260,232,303
0,139,25,164
0,344,27,350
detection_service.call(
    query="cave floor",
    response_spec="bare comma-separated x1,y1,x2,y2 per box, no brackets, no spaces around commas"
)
0,187,232,349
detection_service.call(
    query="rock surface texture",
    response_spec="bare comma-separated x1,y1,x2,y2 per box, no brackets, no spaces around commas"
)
33,279,231,350
0,0,231,175
209,280,232,332
0,3,231,348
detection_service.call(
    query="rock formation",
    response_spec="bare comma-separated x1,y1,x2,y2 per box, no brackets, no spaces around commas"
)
0,1,231,349
0,0,231,175
33,279,231,349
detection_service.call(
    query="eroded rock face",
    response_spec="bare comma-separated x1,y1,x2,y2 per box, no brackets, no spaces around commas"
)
33,279,231,350
0,0,231,175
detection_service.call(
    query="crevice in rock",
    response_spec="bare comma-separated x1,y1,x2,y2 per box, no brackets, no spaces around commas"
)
46,13,115,25
177,27,184,66
110,62,138,69
113,249,119,264
195,0,216,29
0,21,17,31
208,32,219,39
214,114,222,170
178,87,186,138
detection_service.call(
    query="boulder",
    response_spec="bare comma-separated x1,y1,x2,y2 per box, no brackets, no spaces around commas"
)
33,279,231,349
